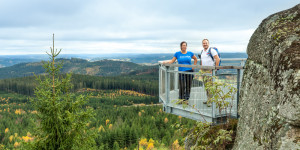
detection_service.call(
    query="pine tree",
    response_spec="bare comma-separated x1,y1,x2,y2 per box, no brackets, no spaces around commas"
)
27,34,96,150
113,141,120,150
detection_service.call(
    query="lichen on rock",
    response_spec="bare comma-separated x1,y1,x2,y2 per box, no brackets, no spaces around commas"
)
234,4,300,150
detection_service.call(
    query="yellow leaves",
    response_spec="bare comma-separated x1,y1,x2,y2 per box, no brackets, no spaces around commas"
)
118,89,149,97
138,109,146,117
146,143,154,150
15,109,21,115
164,118,168,124
86,88,96,92
139,138,155,150
9,135,14,142
5,128,9,134
14,142,20,148
108,124,113,130
106,119,110,125
172,139,182,150
15,109,25,115
22,136,31,142
18,132,34,142
139,138,148,147
98,125,105,132
173,139,179,145
78,89,152,101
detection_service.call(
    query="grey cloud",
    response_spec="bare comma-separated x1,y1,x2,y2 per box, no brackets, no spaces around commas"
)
0,0,299,54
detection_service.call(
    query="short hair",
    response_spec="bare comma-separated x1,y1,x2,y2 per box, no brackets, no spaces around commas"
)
180,41,187,48
202,39,209,43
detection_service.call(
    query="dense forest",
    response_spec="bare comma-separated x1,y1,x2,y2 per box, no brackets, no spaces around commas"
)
0,55,183,149
0,73,158,97
0,89,195,149
0,51,191,149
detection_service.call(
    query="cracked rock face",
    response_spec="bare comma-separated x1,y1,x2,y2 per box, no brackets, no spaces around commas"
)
233,4,300,150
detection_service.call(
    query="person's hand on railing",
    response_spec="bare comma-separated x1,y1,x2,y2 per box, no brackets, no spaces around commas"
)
162,61,169,65
162,57,177,65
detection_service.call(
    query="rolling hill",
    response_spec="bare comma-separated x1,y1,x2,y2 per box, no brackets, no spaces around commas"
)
0,58,157,79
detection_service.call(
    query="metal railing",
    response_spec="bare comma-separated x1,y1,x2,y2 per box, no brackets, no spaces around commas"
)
158,58,246,123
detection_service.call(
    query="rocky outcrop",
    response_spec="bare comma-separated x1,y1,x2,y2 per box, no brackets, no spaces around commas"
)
234,4,300,150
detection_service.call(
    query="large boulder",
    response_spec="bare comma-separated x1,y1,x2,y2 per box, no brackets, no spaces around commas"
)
234,4,300,150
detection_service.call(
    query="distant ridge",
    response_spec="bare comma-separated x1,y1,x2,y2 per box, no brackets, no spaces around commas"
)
0,58,157,79
0,53,247,67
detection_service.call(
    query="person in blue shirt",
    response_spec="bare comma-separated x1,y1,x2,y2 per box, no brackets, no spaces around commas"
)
163,41,197,103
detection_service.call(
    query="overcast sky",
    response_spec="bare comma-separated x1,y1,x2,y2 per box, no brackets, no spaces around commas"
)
0,0,298,55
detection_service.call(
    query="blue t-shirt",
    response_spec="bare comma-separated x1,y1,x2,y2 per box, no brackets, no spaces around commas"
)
174,51,194,71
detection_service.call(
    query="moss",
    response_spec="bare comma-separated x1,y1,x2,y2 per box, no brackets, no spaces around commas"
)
270,12,299,44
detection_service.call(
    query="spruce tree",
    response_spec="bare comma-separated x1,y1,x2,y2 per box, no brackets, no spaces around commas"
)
27,34,96,150
113,141,120,150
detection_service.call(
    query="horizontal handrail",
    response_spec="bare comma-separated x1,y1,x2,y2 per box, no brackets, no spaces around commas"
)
160,63,244,69
218,58,247,61
158,58,247,64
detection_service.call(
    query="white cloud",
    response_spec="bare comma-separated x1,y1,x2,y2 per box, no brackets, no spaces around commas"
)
0,0,298,55
0,29,254,55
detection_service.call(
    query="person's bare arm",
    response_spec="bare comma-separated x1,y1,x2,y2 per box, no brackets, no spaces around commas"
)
163,57,177,64
214,55,220,66
192,55,197,70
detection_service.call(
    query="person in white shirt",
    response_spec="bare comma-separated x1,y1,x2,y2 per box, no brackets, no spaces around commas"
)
200,39,220,66
200,39,220,106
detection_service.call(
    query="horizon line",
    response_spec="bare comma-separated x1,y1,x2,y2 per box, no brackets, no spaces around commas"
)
0,52,247,56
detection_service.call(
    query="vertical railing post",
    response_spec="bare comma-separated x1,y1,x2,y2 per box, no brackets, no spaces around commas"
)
159,64,162,103
240,59,245,84
165,66,171,113
174,67,178,91
211,69,215,119
240,59,245,67
237,69,241,118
